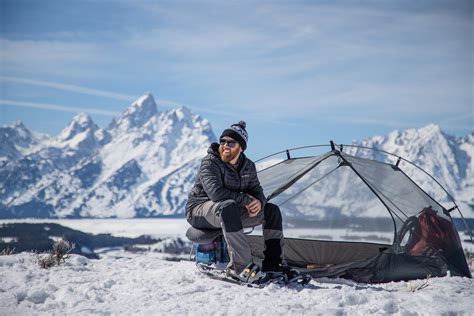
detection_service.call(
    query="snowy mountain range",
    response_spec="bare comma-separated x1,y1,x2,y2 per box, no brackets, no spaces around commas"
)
0,94,472,218
0,93,215,218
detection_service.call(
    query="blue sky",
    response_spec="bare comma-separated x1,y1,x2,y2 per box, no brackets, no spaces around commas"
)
0,0,472,159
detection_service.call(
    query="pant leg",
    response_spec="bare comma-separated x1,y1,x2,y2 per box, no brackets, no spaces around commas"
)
240,202,284,269
188,200,223,229
261,203,284,269
189,199,253,273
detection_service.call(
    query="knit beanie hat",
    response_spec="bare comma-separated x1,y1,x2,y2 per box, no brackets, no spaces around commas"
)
220,120,248,150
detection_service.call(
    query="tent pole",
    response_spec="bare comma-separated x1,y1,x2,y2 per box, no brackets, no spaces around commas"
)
337,153,399,244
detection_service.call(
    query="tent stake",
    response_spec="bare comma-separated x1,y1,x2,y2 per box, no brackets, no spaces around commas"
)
286,149,291,160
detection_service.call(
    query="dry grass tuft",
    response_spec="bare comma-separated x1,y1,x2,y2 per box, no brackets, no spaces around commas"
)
36,239,75,269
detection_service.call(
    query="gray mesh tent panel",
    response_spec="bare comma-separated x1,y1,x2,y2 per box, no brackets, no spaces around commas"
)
258,152,335,200
340,153,449,222
258,152,398,237
261,154,396,243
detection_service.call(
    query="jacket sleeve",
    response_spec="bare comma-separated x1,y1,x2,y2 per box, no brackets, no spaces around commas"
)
199,159,252,207
246,162,267,209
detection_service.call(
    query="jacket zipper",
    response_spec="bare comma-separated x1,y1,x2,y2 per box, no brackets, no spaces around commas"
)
238,159,248,191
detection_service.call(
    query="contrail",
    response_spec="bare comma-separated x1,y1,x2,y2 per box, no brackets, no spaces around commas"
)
0,100,120,117
0,75,237,117
0,76,137,102
1,75,307,125
0,98,241,120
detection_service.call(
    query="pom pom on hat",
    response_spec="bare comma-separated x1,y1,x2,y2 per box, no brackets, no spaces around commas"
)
236,120,246,129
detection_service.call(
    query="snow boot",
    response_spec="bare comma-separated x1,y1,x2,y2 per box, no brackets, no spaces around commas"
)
262,264,301,283
227,263,270,285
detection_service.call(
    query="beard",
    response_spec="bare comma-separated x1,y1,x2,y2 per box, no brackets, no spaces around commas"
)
219,145,240,163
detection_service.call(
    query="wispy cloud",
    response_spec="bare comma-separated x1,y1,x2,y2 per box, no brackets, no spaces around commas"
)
0,75,196,110
0,76,137,102
0,99,120,117
0,98,303,129
0,75,245,118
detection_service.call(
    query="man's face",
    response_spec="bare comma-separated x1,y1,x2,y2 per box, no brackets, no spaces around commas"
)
219,137,242,163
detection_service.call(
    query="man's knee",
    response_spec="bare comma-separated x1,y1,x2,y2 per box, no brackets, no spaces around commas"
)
217,199,239,219
217,199,237,211
263,203,282,230
264,203,282,218
217,200,243,232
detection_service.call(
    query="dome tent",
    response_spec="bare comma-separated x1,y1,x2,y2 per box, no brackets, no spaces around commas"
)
187,142,471,283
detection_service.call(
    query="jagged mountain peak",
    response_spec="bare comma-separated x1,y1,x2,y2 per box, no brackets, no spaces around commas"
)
459,132,474,144
358,124,446,148
167,107,210,126
400,124,442,140
173,106,192,120
161,106,195,127
5,120,33,139
71,113,96,128
0,121,36,160
58,113,99,142
9,120,27,129
194,115,212,130
155,106,215,146
419,123,441,132
130,93,157,113
108,93,158,132
1,121,37,142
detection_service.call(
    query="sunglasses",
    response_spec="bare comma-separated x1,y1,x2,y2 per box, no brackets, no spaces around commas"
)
219,138,238,148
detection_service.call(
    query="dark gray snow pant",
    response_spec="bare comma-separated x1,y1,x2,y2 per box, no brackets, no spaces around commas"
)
188,200,284,273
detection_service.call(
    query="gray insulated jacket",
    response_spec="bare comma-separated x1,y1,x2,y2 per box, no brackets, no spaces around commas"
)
185,143,267,219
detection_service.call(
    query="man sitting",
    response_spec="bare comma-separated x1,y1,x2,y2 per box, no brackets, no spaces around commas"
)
185,121,298,284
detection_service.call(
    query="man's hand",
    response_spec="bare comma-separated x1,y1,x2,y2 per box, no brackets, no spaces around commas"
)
245,196,262,217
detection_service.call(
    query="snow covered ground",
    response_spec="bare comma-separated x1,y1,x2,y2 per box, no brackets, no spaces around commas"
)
1,250,473,315
1,218,473,314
